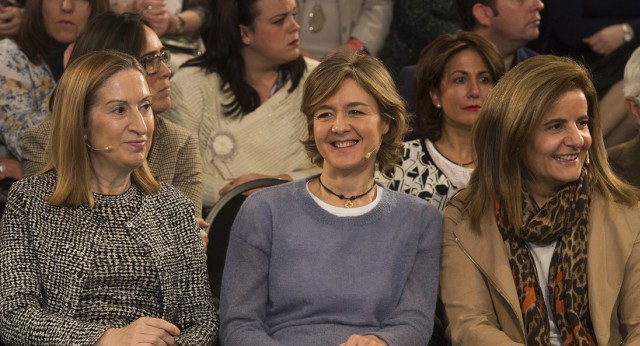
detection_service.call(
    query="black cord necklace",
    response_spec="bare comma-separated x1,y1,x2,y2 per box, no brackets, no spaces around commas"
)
317,175,376,208
432,141,474,167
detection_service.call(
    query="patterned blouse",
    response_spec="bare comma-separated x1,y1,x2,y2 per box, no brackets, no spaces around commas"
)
0,172,218,344
0,38,55,159
376,138,472,213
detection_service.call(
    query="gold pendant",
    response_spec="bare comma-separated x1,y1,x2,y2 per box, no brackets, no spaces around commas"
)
308,3,325,33
345,200,354,208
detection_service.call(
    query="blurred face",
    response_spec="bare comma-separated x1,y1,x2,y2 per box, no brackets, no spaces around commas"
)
240,0,300,67
489,0,543,46
431,49,495,131
141,25,172,114
85,69,154,176
42,0,92,44
313,79,389,177
523,89,592,199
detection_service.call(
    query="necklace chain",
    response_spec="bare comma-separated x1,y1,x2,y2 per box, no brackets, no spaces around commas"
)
317,176,375,208
432,141,474,167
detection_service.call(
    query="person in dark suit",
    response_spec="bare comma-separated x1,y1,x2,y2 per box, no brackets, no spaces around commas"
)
608,46,640,187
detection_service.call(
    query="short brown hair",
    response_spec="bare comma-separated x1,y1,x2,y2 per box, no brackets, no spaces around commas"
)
46,50,159,207
466,55,639,229
415,31,505,141
301,53,408,173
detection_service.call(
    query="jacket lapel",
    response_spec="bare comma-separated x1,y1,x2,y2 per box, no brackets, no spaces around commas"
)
454,215,524,329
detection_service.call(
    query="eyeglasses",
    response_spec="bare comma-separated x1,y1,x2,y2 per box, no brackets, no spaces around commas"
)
139,49,170,75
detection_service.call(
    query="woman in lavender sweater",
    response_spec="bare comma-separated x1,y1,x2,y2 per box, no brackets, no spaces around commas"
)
219,52,443,346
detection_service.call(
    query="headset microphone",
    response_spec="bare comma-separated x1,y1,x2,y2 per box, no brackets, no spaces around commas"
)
365,144,380,160
86,143,113,152
364,140,385,160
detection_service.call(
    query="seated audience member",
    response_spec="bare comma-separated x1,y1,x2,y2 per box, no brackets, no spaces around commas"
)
377,32,505,213
113,0,211,70
119,0,208,37
540,1,640,147
379,0,459,78
163,0,320,208
297,0,392,60
608,46,640,187
440,55,640,345
220,52,442,346
0,0,108,197
21,11,203,217
456,0,543,70
0,0,23,39
0,50,217,345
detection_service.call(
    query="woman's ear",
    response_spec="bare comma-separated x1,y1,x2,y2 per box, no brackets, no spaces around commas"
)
239,25,252,45
624,96,640,127
430,88,442,109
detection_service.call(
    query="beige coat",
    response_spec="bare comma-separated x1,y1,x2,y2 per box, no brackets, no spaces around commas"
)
440,190,640,345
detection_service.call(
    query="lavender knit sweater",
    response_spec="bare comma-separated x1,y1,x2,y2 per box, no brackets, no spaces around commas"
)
220,178,442,346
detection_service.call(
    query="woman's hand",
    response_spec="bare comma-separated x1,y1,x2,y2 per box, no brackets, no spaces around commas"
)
0,5,22,38
136,0,171,36
340,334,388,346
583,24,627,56
0,158,22,181
196,217,209,254
219,173,291,196
96,317,180,346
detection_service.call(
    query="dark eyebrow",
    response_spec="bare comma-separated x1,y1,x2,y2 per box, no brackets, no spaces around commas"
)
270,6,296,20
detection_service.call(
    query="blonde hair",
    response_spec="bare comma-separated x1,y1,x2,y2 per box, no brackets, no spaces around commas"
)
301,53,408,173
466,55,639,229
46,50,160,207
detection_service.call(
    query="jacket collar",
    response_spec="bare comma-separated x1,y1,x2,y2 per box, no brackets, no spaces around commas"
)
451,192,639,344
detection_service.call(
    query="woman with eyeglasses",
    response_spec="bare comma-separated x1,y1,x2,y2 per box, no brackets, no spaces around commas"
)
22,11,203,214
162,0,320,209
0,50,217,345
0,0,109,211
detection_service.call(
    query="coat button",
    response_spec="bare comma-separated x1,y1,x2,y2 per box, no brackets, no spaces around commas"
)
126,221,134,228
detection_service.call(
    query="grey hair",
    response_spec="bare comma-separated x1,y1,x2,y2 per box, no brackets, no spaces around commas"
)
623,47,640,98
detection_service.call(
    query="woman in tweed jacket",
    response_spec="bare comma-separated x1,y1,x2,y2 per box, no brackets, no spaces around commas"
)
0,51,217,345
20,12,203,217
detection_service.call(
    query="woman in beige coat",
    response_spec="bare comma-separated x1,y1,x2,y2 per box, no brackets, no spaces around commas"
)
440,55,640,345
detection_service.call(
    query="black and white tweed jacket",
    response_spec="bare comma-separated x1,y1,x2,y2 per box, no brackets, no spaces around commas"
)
0,172,218,345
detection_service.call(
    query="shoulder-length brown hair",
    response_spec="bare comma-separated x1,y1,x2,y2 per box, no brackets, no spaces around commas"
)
466,55,639,230
415,31,505,141
45,50,159,207
16,0,110,66
301,53,408,174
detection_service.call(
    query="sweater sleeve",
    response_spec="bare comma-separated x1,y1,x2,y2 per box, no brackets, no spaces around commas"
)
0,187,109,345
370,205,443,345
219,197,285,346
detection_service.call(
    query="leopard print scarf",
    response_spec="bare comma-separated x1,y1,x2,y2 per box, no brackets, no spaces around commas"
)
496,170,596,345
